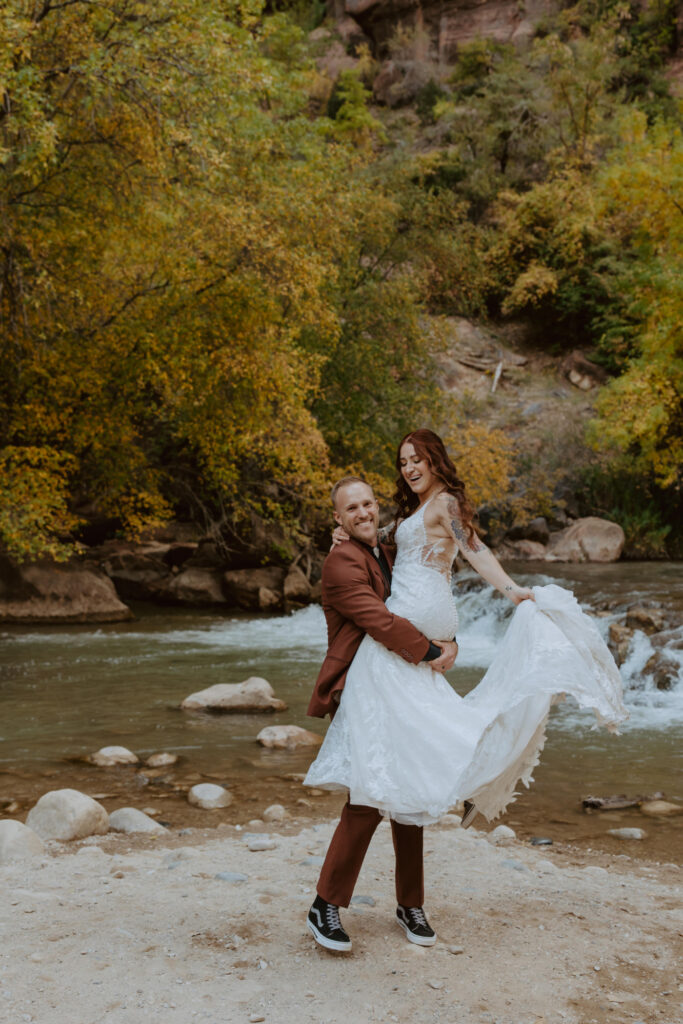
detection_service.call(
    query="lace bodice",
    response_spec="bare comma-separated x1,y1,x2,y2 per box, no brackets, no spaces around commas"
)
388,494,459,639
394,493,457,578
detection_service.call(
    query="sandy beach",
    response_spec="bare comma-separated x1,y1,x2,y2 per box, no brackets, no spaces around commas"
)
2,814,681,1024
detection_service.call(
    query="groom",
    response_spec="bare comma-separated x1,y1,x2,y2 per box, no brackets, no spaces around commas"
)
305,476,458,953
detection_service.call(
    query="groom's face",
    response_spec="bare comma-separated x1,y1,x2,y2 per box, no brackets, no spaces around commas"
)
334,481,380,546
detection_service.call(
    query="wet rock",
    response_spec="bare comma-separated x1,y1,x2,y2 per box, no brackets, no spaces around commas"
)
495,539,547,561
608,623,634,666
256,725,323,750
546,517,625,563
0,820,45,864
643,652,679,691
0,555,132,624
144,752,178,768
583,794,641,812
182,677,287,713
89,745,139,767
625,604,670,634
529,837,553,846
108,807,167,834
608,827,647,840
223,567,286,611
26,789,109,841
262,804,287,823
639,800,683,817
187,784,232,810
486,824,516,846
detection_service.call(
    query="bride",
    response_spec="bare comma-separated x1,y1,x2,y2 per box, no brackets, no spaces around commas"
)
305,428,627,827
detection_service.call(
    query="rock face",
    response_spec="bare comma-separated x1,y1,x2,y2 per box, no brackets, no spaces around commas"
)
283,565,312,604
108,807,167,834
187,783,233,809
256,725,323,750
545,517,625,563
25,789,109,841
0,556,132,624
343,0,558,61
156,567,228,605
89,746,139,767
223,568,287,611
182,678,287,713
0,820,45,864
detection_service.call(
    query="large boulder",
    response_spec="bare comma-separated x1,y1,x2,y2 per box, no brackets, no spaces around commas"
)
26,789,109,841
545,517,625,563
98,542,172,600
223,567,286,611
156,567,228,605
494,539,547,561
284,565,313,604
182,677,287,713
256,725,323,750
0,556,132,624
0,820,45,864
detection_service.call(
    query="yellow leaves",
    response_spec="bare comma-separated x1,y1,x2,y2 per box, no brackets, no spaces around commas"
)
502,263,559,316
444,423,512,509
0,447,82,561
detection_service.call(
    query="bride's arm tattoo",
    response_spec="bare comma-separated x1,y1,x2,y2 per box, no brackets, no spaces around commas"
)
447,497,485,553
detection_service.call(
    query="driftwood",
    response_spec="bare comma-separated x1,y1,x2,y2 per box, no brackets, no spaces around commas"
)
582,792,665,812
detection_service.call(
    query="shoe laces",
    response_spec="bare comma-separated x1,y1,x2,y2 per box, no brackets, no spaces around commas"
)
408,906,427,926
326,903,342,930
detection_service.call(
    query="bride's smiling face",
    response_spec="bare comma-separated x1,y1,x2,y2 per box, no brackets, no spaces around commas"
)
399,442,436,496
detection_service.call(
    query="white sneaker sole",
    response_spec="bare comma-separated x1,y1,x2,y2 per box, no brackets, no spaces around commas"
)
306,917,352,952
396,915,437,947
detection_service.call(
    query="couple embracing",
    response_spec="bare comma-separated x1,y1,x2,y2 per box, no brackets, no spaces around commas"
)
302,429,627,953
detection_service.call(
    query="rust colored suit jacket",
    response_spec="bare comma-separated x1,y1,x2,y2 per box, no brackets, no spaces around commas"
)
307,538,431,719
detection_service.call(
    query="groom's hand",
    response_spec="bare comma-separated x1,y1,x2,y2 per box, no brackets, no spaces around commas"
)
430,639,458,672
330,526,350,549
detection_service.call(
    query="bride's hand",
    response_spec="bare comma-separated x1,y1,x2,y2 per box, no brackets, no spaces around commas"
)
505,584,535,605
330,525,350,550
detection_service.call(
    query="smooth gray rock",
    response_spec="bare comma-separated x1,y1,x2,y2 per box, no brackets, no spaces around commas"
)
89,745,138,767
215,872,248,883
299,856,325,866
247,836,277,852
0,819,45,864
187,783,232,809
486,824,516,846
262,803,287,822
26,789,109,841
608,827,647,840
108,807,167,834
350,894,376,906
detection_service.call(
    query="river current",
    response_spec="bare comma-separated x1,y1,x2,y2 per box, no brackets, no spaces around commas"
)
1,561,681,858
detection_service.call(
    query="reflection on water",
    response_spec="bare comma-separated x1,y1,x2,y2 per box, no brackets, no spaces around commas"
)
1,562,681,826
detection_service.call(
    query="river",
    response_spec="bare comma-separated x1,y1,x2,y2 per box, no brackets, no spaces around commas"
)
1,561,681,860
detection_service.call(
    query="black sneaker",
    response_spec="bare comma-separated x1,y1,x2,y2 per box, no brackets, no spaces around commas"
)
461,800,478,829
396,904,436,946
307,895,352,952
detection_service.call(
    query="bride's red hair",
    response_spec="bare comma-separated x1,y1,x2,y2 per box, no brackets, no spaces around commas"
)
391,428,477,542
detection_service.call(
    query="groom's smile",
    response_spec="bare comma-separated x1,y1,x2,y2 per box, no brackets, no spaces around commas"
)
333,481,380,547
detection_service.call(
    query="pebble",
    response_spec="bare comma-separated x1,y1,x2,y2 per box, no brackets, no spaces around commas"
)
299,856,325,866
263,803,287,823
108,807,167,834
486,825,516,846
144,752,178,768
249,1016,265,1023
447,945,465,955
427,980,444,990
350,894,376,906
530,837,553,846
247,836,277,852
187,783,232,810
608,828,647,840
215,872,249,883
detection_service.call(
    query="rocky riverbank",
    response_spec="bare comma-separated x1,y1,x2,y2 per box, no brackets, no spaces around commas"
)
1,810,681,1024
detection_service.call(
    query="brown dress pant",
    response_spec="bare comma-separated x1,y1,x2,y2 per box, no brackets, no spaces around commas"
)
316,800,424,909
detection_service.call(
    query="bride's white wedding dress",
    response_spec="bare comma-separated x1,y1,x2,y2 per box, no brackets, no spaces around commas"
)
304,496,628,825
